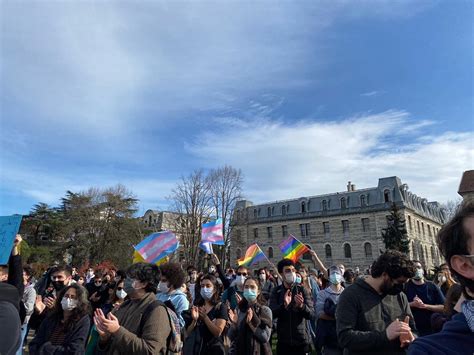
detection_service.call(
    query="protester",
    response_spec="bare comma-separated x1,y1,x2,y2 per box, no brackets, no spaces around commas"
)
408,202,474,354
86,271,110,311
430,283,463,333
257,267,274,301
343,269,356,287
0,283,22,355
101,280,126,316
228,277,272,355
211,253,247,310
187,266,198,303
183,274,229,355
85,268,95,284
315,265,344,355
434,264,457,296
29,283,91,354
17,264,37,354
157,262,189,327
269,258,314,355
93,262,171,354
336,250,417,354
404,260,445,336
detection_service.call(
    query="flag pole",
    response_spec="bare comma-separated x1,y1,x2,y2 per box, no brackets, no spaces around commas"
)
255,243,282,281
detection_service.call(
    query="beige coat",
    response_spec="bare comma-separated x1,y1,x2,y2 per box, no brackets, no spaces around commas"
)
98,292,171,355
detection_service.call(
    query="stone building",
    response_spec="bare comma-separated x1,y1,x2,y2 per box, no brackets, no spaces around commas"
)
230,176,447,271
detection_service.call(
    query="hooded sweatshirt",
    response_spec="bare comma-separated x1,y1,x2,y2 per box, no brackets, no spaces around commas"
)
336,277,416,355
407,312,474,355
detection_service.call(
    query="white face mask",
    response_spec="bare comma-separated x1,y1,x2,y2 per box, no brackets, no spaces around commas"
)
438,275,447,283
259,274,266,282
116,289,127,299
236,275,246,285
158,281,170,293
285,272,296,284
61,297,78,311
414,269,424,280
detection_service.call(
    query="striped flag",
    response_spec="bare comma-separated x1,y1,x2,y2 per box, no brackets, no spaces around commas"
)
237,243,266,267
134,231,179,264
199,241,213,255
132,250,169,266
201,218,224,245
278,234,309,263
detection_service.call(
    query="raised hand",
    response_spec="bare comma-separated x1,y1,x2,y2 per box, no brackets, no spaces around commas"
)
386,318,411,341
228,308,237,324
294,292,304,309
191,306,199,321
210,253,220,265
246,307,254,324
284,289,292,308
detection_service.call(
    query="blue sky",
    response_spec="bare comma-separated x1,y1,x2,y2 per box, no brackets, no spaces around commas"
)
1,0,472,216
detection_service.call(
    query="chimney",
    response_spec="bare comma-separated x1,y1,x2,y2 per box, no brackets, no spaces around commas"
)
347,181,352,192
351,184,356,191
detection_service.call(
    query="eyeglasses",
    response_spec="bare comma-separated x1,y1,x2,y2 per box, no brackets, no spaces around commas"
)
237,272,247,276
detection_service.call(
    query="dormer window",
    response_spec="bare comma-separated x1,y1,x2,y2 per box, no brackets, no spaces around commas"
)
341,197,347,209
301,201,306,213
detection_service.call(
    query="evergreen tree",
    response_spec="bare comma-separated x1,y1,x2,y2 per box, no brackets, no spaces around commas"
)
381,203,410,254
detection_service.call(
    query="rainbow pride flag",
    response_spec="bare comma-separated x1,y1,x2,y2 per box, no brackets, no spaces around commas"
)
134,231,178,264
201,219,224,245
278,234,309,263
237,243,265,267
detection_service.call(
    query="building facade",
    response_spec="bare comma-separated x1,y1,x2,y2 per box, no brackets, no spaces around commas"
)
230,177,447,271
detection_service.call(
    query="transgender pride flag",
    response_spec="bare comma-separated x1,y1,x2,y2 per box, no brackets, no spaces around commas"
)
201,218,224,245
134,231,179,264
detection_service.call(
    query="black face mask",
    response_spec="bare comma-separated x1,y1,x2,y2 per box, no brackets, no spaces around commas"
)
52,280,66,291
381,280,403,296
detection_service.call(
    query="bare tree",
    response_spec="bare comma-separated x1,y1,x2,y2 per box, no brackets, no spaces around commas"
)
209,166,243,268
168,170,213,267
442,198,463,222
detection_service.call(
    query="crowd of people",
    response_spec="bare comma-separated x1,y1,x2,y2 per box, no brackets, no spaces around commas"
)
1,202,473,355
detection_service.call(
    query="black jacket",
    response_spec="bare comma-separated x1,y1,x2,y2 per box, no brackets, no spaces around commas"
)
29,314,91,355
336,277,416,355
269,283,314,346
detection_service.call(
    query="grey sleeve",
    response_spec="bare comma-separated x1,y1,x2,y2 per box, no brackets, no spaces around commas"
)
24,287,37,316
336,291,391,351
251,306,273,343
316,289,327,318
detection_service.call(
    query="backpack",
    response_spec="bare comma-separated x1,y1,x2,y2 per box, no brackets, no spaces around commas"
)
139,300,183,354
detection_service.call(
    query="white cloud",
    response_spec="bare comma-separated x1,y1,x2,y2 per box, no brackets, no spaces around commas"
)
361,91,381,97
187,110,473,204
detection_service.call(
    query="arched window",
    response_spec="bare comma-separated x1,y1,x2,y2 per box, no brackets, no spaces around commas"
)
360,195,366,207
258,208,261,217
148,215,152,226
364,242,373,259
384,189,391,203
253,209,257,218
272,206,275,215
325,244,332,259
341,197,347,209
236,248,242,259
431,246,436,262
282,205,286,215
322,200,328,211
267,207,271,217
301,201,306,213
268,247,274,259
344,243,352,258
307,200,311,211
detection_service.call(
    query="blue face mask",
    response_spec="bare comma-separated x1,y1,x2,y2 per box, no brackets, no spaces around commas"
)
243,289,258,302
295,275,302,284
200,287,214,300
329,274,343,285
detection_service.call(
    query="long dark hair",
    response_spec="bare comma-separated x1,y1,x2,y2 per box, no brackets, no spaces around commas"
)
49,284,91,331
194,274,221,306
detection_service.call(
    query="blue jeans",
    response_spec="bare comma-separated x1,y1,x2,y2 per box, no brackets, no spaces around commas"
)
16,324,28,355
